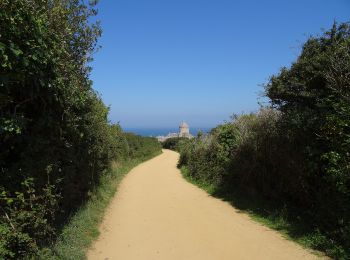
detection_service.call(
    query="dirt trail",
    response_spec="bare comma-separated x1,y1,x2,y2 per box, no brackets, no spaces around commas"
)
88,149,321,260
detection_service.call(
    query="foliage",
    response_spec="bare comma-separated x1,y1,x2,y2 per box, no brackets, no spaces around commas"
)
37,150,161,260
178,23,350,259
0,1,162,258
265,22,350,256
161,137,190,151
124,133,162,159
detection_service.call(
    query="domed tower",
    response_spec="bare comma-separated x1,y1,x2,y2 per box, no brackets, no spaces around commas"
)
179,122,190,137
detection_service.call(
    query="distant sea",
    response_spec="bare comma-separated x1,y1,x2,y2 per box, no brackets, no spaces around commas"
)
124,127,212,137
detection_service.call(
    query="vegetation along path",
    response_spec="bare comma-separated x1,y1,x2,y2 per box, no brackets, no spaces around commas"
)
88,149,321,260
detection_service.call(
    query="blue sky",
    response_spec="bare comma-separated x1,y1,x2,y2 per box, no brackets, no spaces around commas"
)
90,0,349,128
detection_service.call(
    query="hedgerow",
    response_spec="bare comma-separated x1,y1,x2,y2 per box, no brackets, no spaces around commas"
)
0,1,161,258
178,23,350,259
161,137,190,151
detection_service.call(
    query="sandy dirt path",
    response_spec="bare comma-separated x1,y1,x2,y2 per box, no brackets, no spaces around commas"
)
88,149,321,260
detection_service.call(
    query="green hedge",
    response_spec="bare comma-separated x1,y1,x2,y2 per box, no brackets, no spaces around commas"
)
124,133,162,159
161,137,190,151
0,1,161,258
178,23,350,259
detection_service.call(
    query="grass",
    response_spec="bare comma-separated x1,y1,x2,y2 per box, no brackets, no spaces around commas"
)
38,151,162,260
180,166,348,260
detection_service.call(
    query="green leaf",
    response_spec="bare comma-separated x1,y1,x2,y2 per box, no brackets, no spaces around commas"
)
0,42,6,51
10,47,23,56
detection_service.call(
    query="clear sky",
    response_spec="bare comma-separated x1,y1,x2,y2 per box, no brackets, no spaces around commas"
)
90,0,349,128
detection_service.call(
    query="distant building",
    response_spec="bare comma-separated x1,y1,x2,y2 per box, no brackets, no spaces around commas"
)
157,122,193,142
179,121,191,138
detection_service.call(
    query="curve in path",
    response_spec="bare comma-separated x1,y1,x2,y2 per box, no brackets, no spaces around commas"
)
88,149,321,260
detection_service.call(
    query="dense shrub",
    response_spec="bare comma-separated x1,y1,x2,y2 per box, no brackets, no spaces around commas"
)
265,22,350,256
0,1,161,258
178,23,350,259
179,123,239,186
124,133,162,159
162,137,189,151
179,109,282,189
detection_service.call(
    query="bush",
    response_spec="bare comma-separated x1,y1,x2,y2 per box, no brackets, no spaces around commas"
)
179,122,239,186
265,22,350,255
178,23,350,258
0,1,162,258
162,137,189,151
124,133,162,160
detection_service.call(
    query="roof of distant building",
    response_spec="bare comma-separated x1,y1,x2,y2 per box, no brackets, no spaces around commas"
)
180,122,189,128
